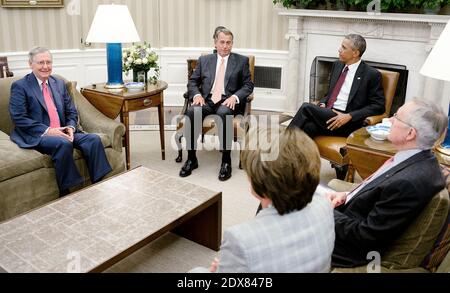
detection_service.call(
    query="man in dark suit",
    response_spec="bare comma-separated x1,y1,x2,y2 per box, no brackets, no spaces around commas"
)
288,34,385,138
327,100,448,267
9,47,112,196
180,28,254,181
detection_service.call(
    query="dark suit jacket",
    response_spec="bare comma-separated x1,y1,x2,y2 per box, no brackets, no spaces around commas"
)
9,74,78,148
320,61,385,122
187,52,254,115
332,150,445,267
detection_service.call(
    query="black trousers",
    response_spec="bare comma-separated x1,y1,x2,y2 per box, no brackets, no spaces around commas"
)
288,102,362,138
184,95,235,152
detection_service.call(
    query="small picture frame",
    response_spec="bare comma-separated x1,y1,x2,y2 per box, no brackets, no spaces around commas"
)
1,0,64,8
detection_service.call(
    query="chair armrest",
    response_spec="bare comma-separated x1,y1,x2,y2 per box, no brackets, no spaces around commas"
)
328,179,359,192
70,84,125,152
365,113,388,126
181,92,190,116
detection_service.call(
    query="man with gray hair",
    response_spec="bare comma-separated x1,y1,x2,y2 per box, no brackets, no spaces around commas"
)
328,99,448,267
9,47,112,196
180,27,254,181
289,34,385,138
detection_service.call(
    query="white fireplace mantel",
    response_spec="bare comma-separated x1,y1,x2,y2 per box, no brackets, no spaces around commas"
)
278,9,450,112
279,9,450,24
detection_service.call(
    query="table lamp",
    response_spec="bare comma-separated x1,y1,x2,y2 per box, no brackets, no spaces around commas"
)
85,4,140,89
420,20,450,155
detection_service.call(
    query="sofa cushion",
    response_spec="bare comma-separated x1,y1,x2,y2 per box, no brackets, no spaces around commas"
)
381,189,450,269
0,131,46,182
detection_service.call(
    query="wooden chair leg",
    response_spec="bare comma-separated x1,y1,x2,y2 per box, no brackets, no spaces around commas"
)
332,163,348,181
239,149,243,169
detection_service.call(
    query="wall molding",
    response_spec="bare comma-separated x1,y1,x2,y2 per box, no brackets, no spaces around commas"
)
2,48,290,112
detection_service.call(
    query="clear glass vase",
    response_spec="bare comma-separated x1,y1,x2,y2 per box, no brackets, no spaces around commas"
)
133,69,148,84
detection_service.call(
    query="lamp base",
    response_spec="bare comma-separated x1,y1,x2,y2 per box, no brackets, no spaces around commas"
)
106,43,124,88
436,144,450,156
104,82,124,89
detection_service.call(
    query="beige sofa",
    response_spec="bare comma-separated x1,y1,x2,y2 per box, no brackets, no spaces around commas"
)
0,76,126,222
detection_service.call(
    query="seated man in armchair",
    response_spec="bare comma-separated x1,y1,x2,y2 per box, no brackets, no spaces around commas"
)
327,100,448,267
179,28,254,181
288,34,385,138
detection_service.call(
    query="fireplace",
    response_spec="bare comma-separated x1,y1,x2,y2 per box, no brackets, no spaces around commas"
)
309,56,408,116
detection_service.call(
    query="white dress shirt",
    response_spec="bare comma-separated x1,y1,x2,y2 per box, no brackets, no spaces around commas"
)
332,60,361,111
194,54,239,103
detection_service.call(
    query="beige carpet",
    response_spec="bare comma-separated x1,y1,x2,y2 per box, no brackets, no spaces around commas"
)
105,129,342,273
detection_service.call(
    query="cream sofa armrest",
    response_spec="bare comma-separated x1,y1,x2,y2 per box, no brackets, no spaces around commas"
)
68,82,125,153
328,179,359,192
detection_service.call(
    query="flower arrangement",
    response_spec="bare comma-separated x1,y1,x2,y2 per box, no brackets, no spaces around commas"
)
122,42,160,84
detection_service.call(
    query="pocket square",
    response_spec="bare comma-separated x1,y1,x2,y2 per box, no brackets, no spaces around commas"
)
357,77,361,80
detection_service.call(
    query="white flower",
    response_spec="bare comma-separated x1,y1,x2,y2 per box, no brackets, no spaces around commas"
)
122,42,160,82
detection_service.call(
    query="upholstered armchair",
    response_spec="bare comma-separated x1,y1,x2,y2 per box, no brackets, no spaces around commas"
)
313,69,400,181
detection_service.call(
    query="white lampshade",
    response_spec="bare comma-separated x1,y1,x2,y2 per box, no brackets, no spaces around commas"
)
420,20,450,82
86,4,140,43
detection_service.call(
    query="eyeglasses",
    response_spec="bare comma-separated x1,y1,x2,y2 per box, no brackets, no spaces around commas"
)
34,60,52,67
393,112,414,128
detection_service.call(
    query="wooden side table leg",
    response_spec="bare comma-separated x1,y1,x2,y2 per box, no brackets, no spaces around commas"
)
345,163,355,183
158,98,165,160
120,112,131,170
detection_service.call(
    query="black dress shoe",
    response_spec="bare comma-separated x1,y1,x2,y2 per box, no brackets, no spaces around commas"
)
218,162,232,181
179,159,198,177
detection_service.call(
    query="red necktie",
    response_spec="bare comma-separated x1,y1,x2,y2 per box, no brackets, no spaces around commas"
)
42,82,60,128
212,58,225,104
327,66,349,109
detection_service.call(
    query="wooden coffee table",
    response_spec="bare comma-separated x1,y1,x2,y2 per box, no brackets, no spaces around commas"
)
347,127,450,179
0,166,221,273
